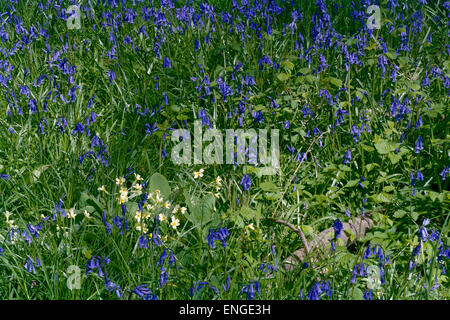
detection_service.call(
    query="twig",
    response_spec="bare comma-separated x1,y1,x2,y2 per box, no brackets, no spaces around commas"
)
274,219,310,254
272,130,328,218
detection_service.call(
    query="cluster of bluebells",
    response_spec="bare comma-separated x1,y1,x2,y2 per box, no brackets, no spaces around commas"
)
154,248,178,289
259,245,279,274
86,256,122,299
410,219,449,275
300,280,332,300
240,281,261,300
24,257,42,274
206,227,230,249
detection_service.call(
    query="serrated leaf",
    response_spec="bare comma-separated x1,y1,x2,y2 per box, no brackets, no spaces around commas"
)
260,181,279,192
277,72,290,82
328,77,343,87
374,139,398,155
393,210,407,218
240,206,257,220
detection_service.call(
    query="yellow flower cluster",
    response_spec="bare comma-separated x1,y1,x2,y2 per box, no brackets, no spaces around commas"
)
133,189,187,235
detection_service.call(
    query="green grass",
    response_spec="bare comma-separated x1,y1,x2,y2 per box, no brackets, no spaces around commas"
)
0,0,448,300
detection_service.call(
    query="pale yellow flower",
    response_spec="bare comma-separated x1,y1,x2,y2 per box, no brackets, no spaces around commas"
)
163,201,171,209
116,177,126,185
155,194,163,204
180,207,187,214
6,219,15,228
119,194,128,204
194,168,204,179
136,223,148,234
97,185,109,194
135,211,142,221
159,213,167,222
170,216,180,229
84,210,91,219
67,208,77,219
133,184,143,195
4,211,12,220
247,223,255,230
172,205,180,214
134,173,143,181
142,211,151,220
162,235,168,242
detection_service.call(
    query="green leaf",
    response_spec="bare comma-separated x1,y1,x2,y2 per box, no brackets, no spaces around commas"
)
382,186,396,193
328,77,343,87
345,179,360,188
300,225,314,236
186,193,216,226
374,139,399,155
388,152,402,164
276,72,290,82
376,192,391,203
149,173,171,199
260,181,279,192
351,287,364,300
240,206,257,220
393,210,407,218
281,60,294,71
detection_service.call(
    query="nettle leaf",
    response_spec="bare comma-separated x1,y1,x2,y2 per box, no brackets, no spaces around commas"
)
374,139,399,155
281,60,295,71
240,206,257,220
393,210,407,218
376,192,391,203
328,77,343,87
260,181,279,192
276,72,290,82
388,152,402,164
382,186,396,193
300,225,314,236
149,173,171,199
345,179,360,188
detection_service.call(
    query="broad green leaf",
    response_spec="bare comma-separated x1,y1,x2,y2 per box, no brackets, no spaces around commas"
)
149,173,171,199
276,72,290,82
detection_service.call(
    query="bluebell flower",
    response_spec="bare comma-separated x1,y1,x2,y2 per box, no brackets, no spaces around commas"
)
418,219,430,241
240,174,252,191
168,251,176,268
132,284,157,300
440,165,449,180
241,281,260,300
222,275,231,292
24,257,36,274
108,69,115,84
159,267,169,288
157,249,167,268
343,149,351,164
0,174,10,181
163,57,172,68
364,290,373,300
415,135,423,153
145,122,159,136
207,227,230,249
332,219,343,239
